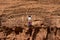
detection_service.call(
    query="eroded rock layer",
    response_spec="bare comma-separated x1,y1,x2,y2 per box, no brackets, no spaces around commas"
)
0,0,60,40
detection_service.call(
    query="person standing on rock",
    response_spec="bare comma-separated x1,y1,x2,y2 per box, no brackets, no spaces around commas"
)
28,16,32,27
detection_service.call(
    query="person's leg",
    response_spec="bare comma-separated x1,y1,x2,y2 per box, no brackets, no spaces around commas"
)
28,22,32,27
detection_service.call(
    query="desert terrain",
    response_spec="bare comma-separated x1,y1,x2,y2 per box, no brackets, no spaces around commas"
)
0,0,60,40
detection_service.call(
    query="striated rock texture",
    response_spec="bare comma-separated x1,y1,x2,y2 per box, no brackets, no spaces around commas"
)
0,0,60,40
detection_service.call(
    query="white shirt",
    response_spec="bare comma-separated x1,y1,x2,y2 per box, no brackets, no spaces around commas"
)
28,17,31,21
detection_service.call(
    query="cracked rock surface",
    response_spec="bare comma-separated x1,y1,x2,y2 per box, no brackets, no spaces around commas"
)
0,0,60,40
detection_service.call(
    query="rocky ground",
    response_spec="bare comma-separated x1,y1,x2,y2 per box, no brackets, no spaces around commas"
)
0,0,60,40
